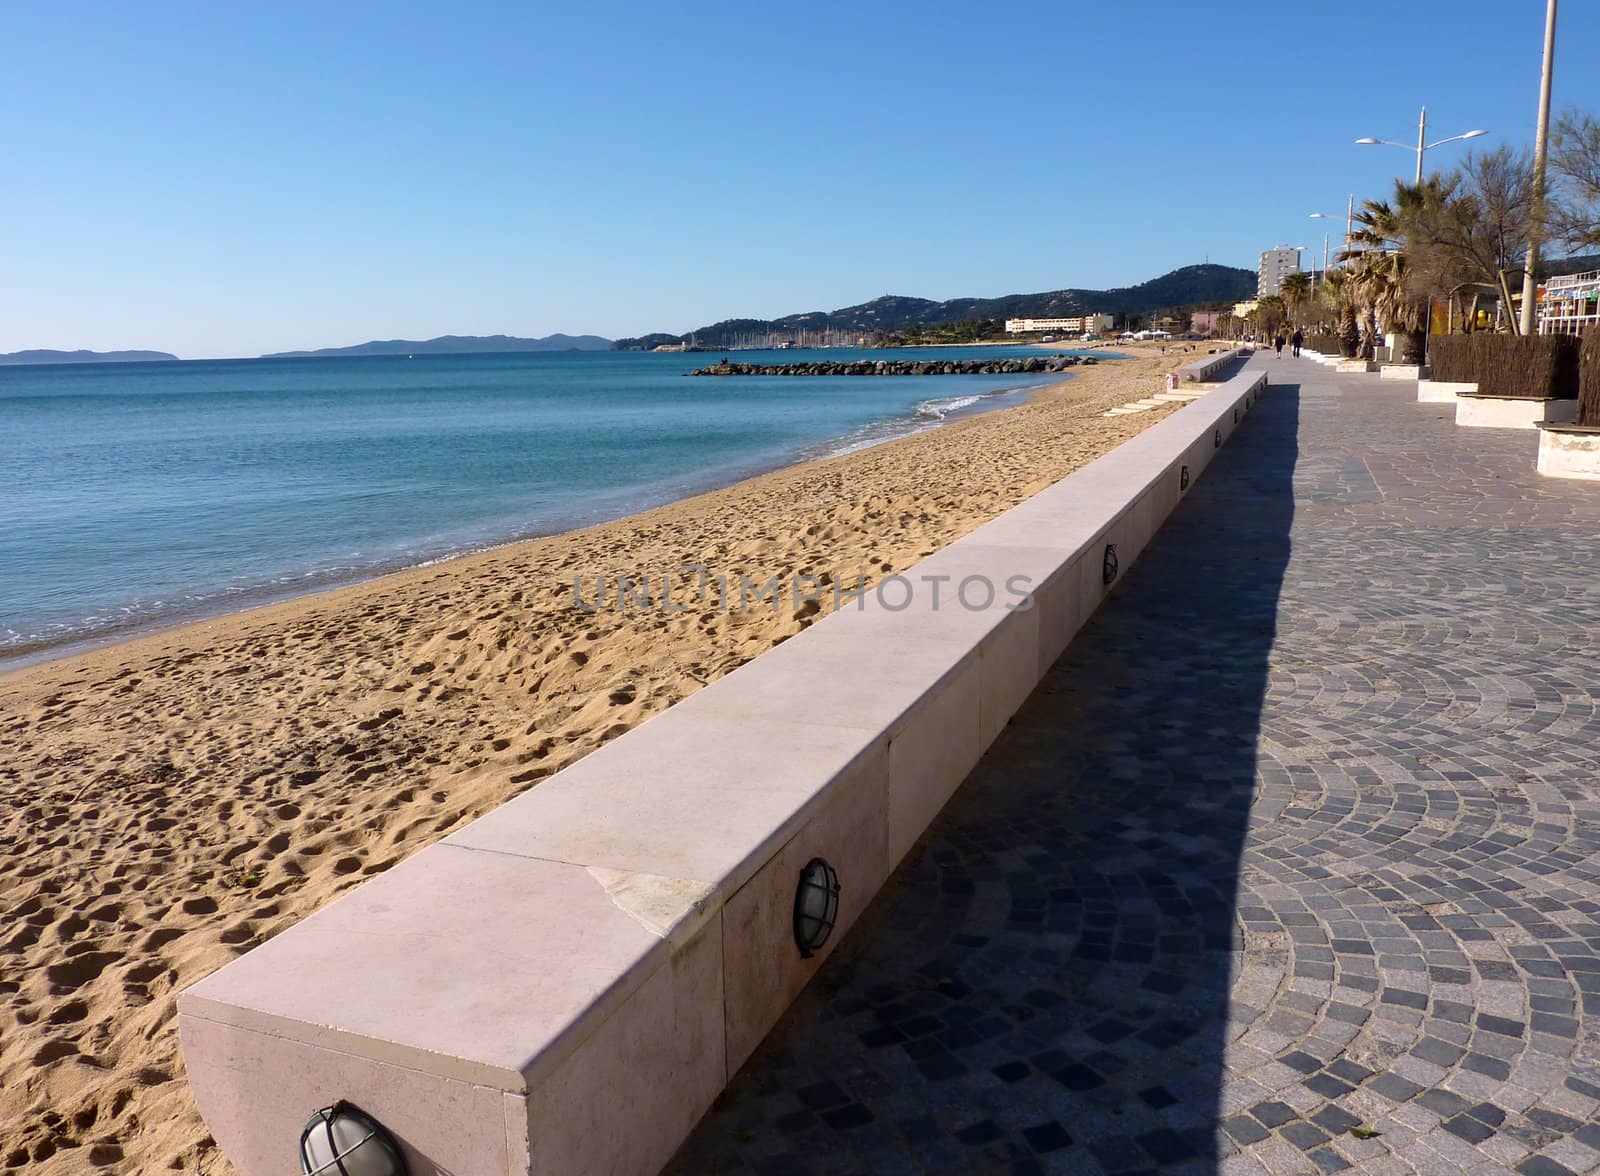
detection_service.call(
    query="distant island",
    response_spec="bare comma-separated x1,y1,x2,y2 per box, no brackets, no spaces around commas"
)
0,349,179,365
263,333,613,358
612,264,1258,350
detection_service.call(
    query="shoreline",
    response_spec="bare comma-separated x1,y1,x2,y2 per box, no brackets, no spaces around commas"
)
0,341,1197,1175
0,375,1055,675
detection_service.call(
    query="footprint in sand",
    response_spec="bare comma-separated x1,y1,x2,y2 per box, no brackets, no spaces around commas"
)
44,950,122,990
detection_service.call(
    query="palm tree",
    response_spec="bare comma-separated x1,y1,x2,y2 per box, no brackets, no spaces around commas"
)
1280,272,1312,323
1338,182,1439,363
1346,250,1430,363
1319,270,1361,357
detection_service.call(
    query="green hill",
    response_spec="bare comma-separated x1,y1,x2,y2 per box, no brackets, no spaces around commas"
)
613,265,1256,349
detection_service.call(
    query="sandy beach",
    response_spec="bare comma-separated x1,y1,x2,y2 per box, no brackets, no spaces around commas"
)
0,343,1208,1173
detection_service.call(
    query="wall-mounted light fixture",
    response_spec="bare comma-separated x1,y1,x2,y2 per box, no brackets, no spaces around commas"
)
1233,407,1240,423
1214,429,1222,448
1102,544,1119,585
1180,465,1190,491
300,1103,407,1176
793,858,840,959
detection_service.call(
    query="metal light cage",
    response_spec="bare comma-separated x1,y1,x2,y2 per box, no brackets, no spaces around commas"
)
1102,544,1119,585
793,858,841,959
300,1101,407,1176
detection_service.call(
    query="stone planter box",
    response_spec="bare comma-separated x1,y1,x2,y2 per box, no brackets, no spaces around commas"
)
1417,380,1475,404
1380,364,1428,380
1536,423,1600,480
1455,392,1578,430
1335,359,1376,374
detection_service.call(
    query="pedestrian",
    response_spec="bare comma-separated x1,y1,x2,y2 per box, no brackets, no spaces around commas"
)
1290,327,1303,358
1274,332,1285,356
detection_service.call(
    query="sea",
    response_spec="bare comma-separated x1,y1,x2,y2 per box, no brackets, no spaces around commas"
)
0,345,1103,664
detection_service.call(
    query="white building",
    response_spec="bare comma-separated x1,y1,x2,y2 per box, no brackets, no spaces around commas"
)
1258,247,1301,297
1538,270,1600,336
1004,314,1114,335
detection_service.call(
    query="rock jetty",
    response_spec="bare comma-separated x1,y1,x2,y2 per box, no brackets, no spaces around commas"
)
690,355,1096,377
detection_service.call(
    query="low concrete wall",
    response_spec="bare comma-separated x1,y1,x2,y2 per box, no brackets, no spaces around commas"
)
1418,379,1475,404
1335,359,1376,374
1456,393,1578,430
1537,424,1600,480
1380,363,1427,380
1177,347,1245,382
178,365,1271,1176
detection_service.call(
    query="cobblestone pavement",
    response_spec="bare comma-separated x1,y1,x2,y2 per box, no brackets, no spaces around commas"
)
668,355,1600,1175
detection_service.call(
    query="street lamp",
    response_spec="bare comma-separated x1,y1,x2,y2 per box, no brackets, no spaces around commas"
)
1356,107,1487,185
1310,196,1357,273
1520,0,1558,337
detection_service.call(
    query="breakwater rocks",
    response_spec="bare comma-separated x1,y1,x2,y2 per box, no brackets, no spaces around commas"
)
690,354,1097,377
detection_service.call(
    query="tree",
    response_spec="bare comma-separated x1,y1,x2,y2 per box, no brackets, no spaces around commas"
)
1249,296,1287,338
1399,149,1534,333
1318,270,1361,357
1341,182,1449,360
1279,272,1312,323
1551,108,1600,253
1348,249,1430,362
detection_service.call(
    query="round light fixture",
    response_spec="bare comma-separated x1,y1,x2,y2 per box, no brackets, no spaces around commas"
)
300,1102,407,1176
1102,544,1119,585
793,858,840,959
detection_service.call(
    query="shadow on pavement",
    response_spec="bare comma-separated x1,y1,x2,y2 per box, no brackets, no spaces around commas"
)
668,379,1303,1175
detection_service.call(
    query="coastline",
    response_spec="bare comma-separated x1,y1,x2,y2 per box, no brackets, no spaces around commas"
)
0,342,1198,1174
0,372,1056,674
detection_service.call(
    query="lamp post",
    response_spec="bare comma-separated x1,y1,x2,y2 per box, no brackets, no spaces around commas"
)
1356,108,1487,185
1520,0,1558,337
1310,195,1357,269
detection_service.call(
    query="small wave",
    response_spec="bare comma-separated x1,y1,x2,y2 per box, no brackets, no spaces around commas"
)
915,394,983,420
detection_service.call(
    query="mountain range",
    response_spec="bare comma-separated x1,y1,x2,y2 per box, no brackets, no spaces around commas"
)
0,348,179,365
263,333,613,358
611,264,1259,350
15,255,1600,364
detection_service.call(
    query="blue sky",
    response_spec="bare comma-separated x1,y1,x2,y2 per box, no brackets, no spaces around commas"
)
3,1,1596,358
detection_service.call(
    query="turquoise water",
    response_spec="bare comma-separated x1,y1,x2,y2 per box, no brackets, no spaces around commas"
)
0,347,1101,660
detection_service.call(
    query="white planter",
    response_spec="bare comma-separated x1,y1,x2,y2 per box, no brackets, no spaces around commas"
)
1335,359,1376,374
1380,364,1428,380
1417,380,1475,404
1537,424,1600,480
1456,394,1578,430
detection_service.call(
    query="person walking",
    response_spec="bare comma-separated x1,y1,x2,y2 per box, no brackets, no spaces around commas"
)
1274,332,1285,357
1290,327,1303,358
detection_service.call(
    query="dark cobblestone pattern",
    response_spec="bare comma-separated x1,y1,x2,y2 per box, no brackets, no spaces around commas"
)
667,356,1600,1176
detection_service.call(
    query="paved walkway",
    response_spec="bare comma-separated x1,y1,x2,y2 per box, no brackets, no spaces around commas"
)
667,353,1600,1176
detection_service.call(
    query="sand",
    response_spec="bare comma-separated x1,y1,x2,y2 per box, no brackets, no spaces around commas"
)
0,343,1205,1173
